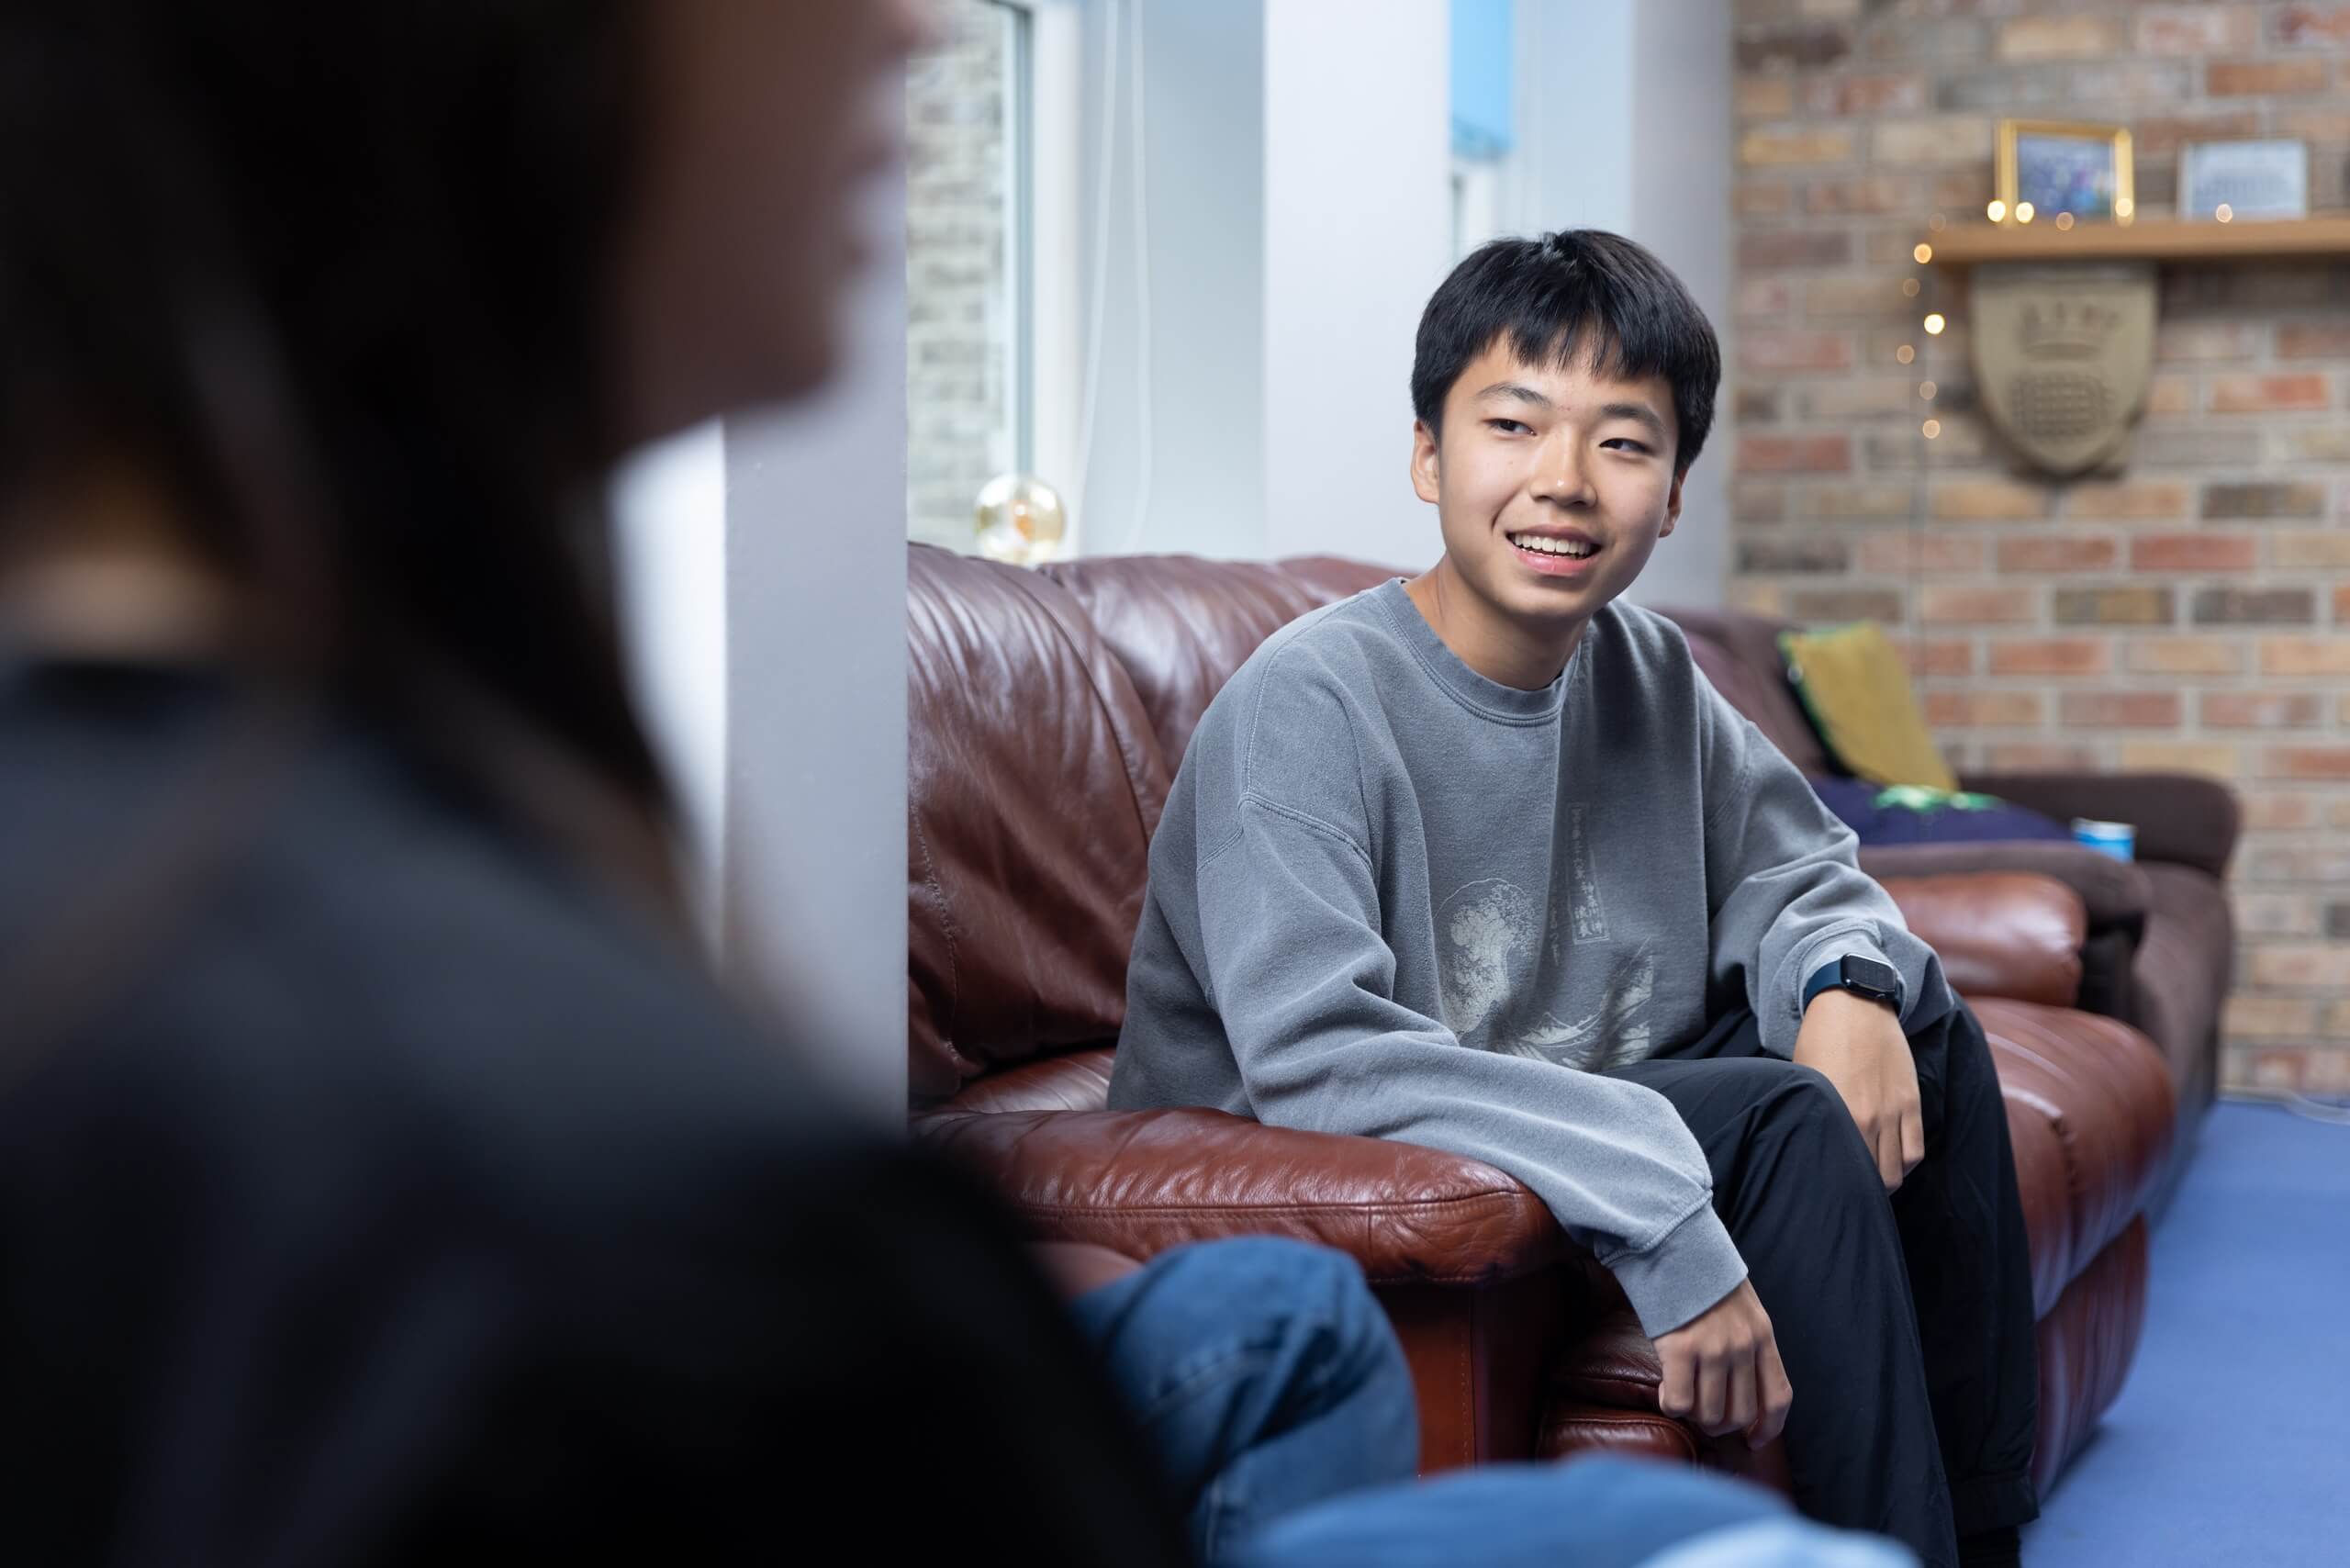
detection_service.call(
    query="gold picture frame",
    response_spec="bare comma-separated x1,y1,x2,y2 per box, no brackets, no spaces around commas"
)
1996,120,2134,226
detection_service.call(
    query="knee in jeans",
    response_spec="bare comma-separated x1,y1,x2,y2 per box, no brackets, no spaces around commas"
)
1172,1239,1414,1439
1174,1238,1391,1353
1181,1235,1367,1297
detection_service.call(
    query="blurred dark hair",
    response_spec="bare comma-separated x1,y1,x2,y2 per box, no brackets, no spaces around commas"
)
0,2,680,895
0,3,695,1065
1409,230,1722,476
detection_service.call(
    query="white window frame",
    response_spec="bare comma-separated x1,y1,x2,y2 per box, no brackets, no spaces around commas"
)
977,0,1082,533
1451,156,1502,260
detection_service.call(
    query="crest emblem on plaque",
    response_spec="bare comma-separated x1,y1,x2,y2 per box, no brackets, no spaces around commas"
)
1969,263,2157,476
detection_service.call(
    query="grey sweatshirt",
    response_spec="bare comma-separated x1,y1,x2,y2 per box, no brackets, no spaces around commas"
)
1107,579,1954,1336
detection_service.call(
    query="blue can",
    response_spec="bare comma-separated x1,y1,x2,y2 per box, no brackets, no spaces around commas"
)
2071,817,2136,862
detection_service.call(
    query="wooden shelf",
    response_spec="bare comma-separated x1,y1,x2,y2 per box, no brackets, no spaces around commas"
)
1923,216,2350,266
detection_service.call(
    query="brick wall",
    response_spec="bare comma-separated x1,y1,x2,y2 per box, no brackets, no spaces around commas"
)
1730,2,2350,1097
907,1,1013,553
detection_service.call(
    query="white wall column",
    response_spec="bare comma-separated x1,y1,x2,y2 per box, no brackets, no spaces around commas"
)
1510,0,1734,610
1262,0,1454,572
1073,0,1266,559
722,173,911,1120
612,421,729,939
1629,0,1733,611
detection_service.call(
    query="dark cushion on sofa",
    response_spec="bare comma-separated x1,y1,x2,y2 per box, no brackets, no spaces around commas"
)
1810,777,2073,846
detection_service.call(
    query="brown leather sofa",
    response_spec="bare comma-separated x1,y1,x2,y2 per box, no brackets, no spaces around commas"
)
906,545,2177,1498
1663,608,2237,1216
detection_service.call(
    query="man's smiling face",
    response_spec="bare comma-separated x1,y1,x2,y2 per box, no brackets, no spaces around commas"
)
1410,335,1684,638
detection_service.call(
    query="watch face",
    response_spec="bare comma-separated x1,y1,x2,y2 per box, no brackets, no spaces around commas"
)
1842,957,1901,1000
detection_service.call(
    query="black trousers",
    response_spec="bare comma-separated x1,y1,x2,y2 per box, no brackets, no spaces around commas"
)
1608,1001,2039,1568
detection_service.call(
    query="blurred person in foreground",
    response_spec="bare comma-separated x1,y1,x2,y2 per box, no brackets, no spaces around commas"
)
0,3,1908,1564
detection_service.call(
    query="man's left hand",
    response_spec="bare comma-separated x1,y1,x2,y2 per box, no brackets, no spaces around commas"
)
1792,990,1923,1192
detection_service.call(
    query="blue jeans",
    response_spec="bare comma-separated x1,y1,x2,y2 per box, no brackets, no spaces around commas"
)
1068,1236,1420,1559
1234,1461,1916,1568
1073,1238,1914,1568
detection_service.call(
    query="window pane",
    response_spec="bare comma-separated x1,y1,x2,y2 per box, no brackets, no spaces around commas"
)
907,0,1022,554
1450,0,1515,162
1450,0,1514,259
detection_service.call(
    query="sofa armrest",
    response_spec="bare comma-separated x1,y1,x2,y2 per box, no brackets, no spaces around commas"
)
1876,871,2086,1008
913,1106,1565,1285
1860,840,2152,935
1958,770,2241,880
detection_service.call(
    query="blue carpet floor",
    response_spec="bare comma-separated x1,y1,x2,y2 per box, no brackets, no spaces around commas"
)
2026,1102,2350,1567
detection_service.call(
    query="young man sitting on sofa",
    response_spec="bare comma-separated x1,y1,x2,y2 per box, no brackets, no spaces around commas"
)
1108,231,2040,1568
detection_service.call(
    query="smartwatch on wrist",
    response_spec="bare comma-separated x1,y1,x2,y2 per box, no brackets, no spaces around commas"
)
1801,954,1904,1016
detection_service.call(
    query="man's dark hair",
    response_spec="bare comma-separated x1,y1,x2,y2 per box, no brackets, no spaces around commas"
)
1410,230,1722,475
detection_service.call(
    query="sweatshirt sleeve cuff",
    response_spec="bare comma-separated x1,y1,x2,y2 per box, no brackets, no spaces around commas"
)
1762,924,1895,1059
1604,1201,1751,1339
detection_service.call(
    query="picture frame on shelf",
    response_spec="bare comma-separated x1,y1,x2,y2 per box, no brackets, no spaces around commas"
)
2178,140,2309,222
1998,120,2134,226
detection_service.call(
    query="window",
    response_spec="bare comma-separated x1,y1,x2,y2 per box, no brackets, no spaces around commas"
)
1450,0,1515,259
906,0,1025,553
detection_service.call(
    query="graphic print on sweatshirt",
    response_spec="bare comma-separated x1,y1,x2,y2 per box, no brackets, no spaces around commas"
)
1565,803,1609,945
1434,874,1654,1071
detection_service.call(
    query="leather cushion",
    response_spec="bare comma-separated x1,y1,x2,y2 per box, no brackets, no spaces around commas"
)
2030,1217,2150,1495
2002,1090,2077,1318
1879,871,2086,1009
905,545,1170,1102
1540,1311,1795,1491
1862,840,2154,935
2132,862,2232,1118
945,1047,1116,1114
1275,555,1405,606
1974,997,2176,1286
1039,554,1338,771
913,1105,1565,1285
1546,1305,1680,1411
1539,1401,1701,1465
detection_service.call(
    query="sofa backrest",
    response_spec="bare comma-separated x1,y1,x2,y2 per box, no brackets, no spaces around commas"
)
1036,557,1329,771
1041,554,1398,772
905,544,1171,1103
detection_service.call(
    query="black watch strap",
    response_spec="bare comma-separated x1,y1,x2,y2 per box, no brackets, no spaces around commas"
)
1801,955,1904,1015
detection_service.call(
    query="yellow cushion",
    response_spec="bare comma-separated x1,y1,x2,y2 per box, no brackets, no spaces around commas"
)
1779,623,1958,793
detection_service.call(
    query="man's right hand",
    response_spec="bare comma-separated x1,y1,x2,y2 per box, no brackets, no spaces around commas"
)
1652,1279,1792,1450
